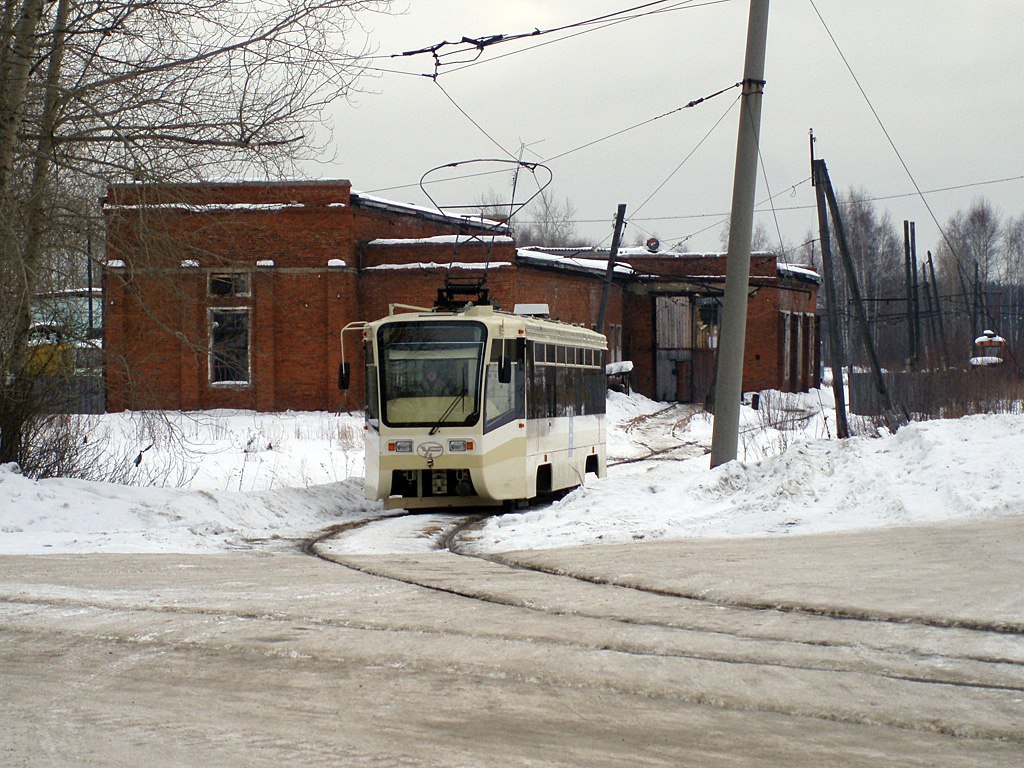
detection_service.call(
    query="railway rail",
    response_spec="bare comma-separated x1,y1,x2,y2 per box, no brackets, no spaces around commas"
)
301,510,1024,743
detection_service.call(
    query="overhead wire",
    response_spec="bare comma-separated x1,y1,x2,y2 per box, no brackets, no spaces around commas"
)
807,1,971,282
808,0,1020,372
388,1,724,76
629,95,740,220
355,2,743,240
541,82,742,166
365,80,745,219
433,80,518,161
437,1,732,79
356,1,1023,272
513,172,1021,237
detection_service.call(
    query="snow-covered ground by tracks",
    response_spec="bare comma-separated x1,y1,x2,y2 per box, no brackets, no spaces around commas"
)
3,388,1024,558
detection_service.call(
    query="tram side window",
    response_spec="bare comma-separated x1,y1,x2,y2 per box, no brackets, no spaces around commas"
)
583,365,606,415
526,342,607,419
484,338,525,433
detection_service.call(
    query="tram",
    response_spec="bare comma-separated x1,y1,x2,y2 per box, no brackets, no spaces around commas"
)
340,302,608,509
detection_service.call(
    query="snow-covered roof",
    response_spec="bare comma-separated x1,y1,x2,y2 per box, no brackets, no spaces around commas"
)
351,191,509,234
516,248,635,276
520,246,820,285
106,202,310,213
368,234,513,246
605,360,634,375
364,261,512,272
102,183,505,236
777,262,822,283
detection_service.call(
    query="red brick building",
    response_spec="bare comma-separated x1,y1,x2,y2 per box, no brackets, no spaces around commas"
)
102,180,818,412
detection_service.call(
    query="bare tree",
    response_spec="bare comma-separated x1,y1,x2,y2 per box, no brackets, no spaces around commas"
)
477,187,586,247
718,220,775,254
514,190,582,247
0,0,391,472
941,199,1002,285
934,198,1006,345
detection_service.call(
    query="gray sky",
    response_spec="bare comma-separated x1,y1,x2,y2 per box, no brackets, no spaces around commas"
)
314,1,1024,260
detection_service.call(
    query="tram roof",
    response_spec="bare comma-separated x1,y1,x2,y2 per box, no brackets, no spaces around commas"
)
373,304,607,346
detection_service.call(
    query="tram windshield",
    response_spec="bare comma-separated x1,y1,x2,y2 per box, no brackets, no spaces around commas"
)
376,321,485,428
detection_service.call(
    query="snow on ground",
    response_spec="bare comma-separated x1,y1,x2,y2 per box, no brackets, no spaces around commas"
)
474,409,1024,552
1,389,1023,555
0,410,375,554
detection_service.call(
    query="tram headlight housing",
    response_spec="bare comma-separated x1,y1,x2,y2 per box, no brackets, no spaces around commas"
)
448,439,474,452
388,440,413,453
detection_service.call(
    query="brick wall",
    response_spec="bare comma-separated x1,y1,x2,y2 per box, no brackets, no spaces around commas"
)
103,181,814,413
620,253,820,399
104,182,516,413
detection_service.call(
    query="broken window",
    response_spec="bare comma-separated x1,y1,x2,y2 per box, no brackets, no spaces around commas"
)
208,272,250,298
209,308,250,384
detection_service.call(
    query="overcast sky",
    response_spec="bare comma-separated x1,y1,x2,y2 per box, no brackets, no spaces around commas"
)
312,1,1024,259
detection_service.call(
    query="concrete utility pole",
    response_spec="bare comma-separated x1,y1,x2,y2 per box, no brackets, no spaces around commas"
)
710,0,770,468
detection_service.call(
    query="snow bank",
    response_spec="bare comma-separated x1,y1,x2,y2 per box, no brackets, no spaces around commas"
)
2,393,1023,555
471,413,1024,552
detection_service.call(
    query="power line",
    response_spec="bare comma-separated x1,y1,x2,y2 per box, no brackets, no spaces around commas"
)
630,95,739,218
511,172,1023,227
361,81,745,199
387,1,730,79
440,1,733,78
807,0,988,318
433,80,518,160
540,82,741,165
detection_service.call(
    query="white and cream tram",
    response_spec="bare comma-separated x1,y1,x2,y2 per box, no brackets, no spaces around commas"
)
341,303,607,509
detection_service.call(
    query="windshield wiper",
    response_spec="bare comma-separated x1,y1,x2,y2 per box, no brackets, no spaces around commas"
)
429,387,466,435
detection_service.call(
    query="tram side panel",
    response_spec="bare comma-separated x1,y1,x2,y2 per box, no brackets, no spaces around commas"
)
525,414,606,496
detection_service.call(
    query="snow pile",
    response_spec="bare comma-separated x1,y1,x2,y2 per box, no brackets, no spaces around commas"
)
0,466,377,553
471,413,1024,552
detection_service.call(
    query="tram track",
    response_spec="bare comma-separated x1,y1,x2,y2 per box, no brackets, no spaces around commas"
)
303,513,1024,699
609,403,707,466
2,506,1020,748
287,403,1024,742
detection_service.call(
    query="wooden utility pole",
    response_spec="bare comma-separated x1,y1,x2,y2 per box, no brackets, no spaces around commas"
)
927,251,948,367
710,0,770,468
921,265,936,367
820,162,907,430
596,203,627,334
911,222,921,366
811,151,849,438
903,220,915,367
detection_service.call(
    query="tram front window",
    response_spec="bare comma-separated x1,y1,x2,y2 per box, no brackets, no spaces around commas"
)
377,321,485,428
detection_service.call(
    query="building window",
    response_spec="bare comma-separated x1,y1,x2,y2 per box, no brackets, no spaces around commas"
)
209,308,250,384
209,272,250,298
608,324,622,363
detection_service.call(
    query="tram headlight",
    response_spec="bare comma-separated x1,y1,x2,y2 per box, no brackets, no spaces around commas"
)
388,440,413,453
448,439,474,452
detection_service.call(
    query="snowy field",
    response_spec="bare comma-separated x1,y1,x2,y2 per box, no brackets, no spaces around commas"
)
2,387,1024,555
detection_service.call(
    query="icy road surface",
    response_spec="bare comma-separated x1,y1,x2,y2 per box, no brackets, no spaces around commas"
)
1,515,1022,767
